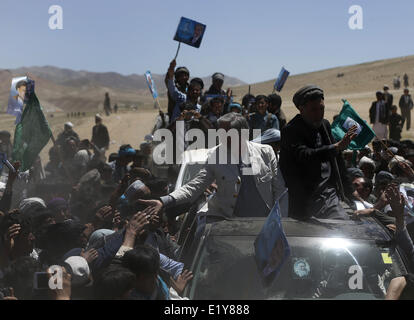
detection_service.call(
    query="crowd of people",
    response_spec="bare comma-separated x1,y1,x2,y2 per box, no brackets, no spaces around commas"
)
1,61,414,300
369,85,413,141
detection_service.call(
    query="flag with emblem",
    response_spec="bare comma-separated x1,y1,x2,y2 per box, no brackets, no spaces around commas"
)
254,202,290,287
331,99,376,150
12,86,52,171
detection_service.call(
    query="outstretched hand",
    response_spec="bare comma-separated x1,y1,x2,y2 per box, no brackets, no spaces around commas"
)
138,199,164,217
336,125,358,152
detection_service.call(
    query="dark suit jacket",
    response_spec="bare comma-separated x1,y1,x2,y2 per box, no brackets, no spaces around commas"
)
384,92,393,109
92,124,110,149
279,115,351,220
369,101,389,124
399,94,414,110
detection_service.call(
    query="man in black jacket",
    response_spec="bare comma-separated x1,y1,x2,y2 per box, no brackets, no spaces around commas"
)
92,114,110,151
399,89,414,131
280,85,357,220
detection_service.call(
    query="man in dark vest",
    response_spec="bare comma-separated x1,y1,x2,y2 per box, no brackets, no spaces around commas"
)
280,85,357,220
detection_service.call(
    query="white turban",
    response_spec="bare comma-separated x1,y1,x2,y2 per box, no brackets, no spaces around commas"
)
358,156,375,169
18,197,47,216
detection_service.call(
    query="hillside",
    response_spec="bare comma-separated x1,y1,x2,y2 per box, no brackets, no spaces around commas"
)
0,66,246,113
232,55,414,126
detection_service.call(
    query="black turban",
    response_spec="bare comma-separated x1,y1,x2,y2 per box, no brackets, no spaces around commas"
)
293,85,324,108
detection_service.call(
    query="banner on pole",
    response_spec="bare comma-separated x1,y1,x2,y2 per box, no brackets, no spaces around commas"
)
174,17,206,49
274,67,290,92
145,71,158,99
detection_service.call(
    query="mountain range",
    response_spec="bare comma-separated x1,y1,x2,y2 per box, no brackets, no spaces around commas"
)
0,66,246,112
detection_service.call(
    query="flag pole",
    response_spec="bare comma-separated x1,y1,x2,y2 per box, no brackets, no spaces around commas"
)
174,42,181,60
155,97,162,111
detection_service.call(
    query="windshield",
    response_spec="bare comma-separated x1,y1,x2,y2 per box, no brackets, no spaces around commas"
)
188,236,407,300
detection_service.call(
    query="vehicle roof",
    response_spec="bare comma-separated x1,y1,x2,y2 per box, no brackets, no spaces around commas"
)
206,217,391,241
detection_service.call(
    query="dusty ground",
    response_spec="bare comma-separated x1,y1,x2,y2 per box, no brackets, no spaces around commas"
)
0,108,159,165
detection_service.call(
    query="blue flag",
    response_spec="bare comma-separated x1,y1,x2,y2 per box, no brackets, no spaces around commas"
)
274,67,290,92
145,71,158,99
173,17,206,49
254,202,290,287
331,99,376,150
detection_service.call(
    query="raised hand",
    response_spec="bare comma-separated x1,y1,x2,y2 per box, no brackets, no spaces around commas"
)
3,287,17,300
335,125,358,152
385,184,405,219
81,248,99,264
167,60,177,79
397,161,414,179
93,206,115,229
126,212,150,237
170,269,194,295
4,224,21,251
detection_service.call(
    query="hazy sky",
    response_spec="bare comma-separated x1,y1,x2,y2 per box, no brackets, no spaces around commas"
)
0,0,413,83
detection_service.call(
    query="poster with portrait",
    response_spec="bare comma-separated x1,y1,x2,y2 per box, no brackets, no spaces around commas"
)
7,76,35,124
254,202,291,287
173,17,206,48
145,71,158,99
7,76,28,119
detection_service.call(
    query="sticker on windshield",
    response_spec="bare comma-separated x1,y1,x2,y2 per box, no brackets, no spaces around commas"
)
292,258,311,279
381,253,393,264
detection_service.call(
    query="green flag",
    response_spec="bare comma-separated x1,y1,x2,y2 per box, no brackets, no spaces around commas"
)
331,99,376,150
12,92,52,171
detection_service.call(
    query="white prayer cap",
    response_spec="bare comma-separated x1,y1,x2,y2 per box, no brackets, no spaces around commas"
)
64,256,91,287
64,122,74,128
358,156,375,168
389,155,412,172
